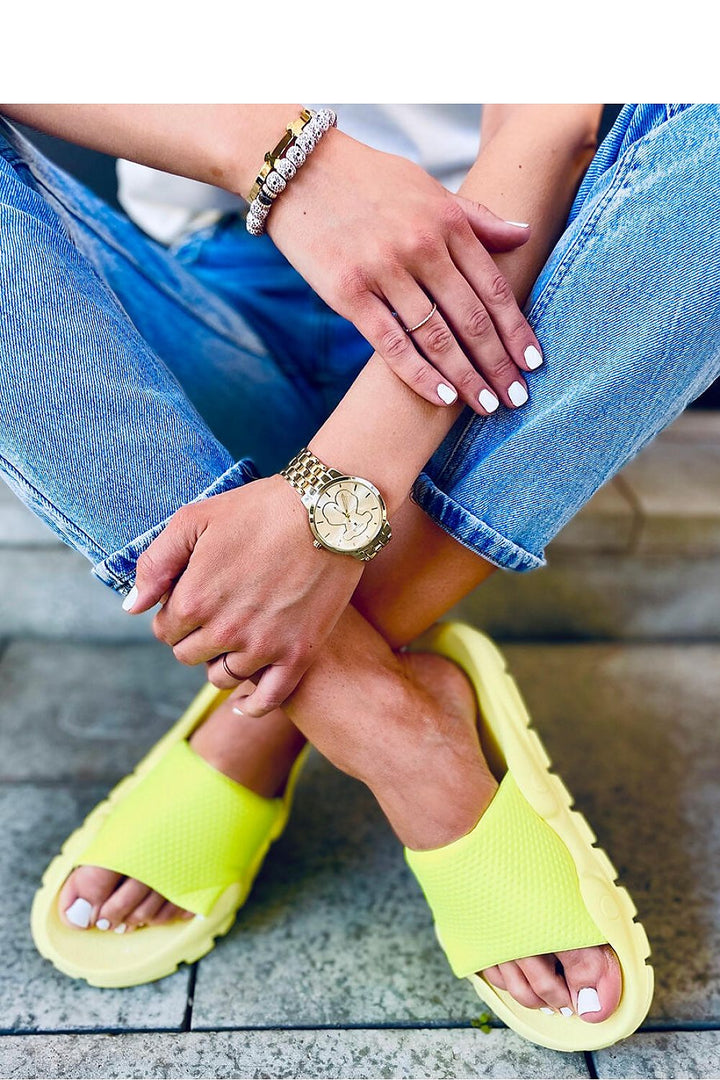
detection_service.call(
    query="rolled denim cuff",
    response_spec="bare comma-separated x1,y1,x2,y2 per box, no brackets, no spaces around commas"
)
411,471,545,573
91,457,261,592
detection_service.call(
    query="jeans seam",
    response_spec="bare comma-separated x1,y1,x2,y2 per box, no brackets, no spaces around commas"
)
21,163,269,364
0,455,111,561
525,136,644,329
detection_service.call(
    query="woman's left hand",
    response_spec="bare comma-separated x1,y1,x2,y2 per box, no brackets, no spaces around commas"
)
126,476,363,716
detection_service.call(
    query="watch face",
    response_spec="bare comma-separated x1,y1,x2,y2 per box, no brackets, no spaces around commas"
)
311,478,384,553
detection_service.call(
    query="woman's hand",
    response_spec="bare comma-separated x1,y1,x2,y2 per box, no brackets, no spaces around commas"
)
268,130,543,415
125,477,364,716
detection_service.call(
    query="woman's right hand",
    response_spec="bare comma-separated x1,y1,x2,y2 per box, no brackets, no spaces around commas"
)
268,128,543,415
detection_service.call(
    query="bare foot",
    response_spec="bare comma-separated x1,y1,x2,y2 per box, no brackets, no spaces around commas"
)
59,685,306,934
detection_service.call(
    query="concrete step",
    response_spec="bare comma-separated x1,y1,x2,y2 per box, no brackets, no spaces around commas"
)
1,412,719,642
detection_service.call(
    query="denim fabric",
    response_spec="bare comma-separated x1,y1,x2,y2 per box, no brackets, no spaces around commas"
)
414,103,720,569
0,105,718,593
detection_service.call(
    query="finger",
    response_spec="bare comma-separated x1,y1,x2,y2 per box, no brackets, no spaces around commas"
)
451,194,531,252
127,506,200,614
449,230,543,378
353,292,462,408
205,650,270,690
241,662,306,718
151,574,208,646
171,623,245,667
417,264,526,412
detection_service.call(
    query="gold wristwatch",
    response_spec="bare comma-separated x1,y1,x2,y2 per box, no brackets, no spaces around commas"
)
281,448,392,561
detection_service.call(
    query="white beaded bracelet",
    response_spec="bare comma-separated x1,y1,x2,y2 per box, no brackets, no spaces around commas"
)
246,108,337,236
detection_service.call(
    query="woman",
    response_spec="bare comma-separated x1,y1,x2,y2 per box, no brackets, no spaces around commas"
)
1,103,718,1052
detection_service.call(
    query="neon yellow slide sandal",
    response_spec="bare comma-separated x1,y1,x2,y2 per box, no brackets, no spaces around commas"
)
31,682,308,988
405,622,653,1053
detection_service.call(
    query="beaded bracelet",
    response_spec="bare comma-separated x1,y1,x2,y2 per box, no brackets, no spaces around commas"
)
245,107,338,236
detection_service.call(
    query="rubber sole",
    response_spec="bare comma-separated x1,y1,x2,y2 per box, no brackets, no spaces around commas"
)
415,622,653,1053
31,682,309,988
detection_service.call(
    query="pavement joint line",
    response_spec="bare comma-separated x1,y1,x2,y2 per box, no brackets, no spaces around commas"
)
0,1022,508,1038
584,1050,599,1079
182,963,198,1032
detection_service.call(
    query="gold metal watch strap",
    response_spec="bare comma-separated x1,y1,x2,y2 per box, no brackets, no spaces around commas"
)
355,520,392,561
281,448,336,505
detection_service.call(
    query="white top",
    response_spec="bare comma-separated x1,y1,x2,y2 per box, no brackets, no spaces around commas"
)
117,104,483,244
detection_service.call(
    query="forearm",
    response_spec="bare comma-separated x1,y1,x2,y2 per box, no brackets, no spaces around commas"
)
310,105,602,509
0,104,301,197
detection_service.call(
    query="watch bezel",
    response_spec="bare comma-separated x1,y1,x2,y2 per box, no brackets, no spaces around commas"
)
308,474,387,555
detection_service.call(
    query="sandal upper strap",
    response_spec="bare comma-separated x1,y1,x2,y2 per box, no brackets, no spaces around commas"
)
405,772,606,977
79,740,284,916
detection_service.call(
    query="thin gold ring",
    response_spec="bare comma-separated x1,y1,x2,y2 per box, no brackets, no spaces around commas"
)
222,653,242,682
403,301,437,334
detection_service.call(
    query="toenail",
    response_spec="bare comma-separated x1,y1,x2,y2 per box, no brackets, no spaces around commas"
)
95,918,111,931
560,1006,574,1017
540,1007,554,1015
577,987,601,1015
65,898,93,928
114,923,127,934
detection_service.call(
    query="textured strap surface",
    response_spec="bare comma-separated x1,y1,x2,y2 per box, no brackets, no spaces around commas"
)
80,741,283,916
405,773,606,977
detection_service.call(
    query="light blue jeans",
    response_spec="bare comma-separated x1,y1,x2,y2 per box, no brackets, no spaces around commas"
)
0,104,718,594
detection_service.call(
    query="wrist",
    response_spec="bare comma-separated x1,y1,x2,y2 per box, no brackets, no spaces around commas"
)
214,104,306,198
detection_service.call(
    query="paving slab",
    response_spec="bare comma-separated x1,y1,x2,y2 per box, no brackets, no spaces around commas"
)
0,1029,590,1078
0,640,205,782
503,644,720,1023
0,784,190,1033
192,751,478,1027
594,1030,720,1078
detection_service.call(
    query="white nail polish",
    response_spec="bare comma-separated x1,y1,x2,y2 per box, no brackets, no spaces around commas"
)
478,389,499,413
577,987,602,1015
65,897,93,928
232,706,244,716
95,918,111,931
506,220,530,228
540,1006,555,1015
114,923,127,934
508,381,529,407
524,345,543,370
122,585,138,612
560,1006,574,1017
437,383,458,405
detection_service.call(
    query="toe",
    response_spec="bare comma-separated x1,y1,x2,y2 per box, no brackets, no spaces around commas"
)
59,866,123,930
126,890,167,928
557,945,622,1023
516,954,573,1014
486,961,549,1011
96,878,151,931
152,902,185,925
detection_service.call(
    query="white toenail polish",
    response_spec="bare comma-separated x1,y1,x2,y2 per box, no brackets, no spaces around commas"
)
66,898,93,928
560,1006,574,1017
577,987,601,1015
508,381,529,406
524,345,543,369
540,1006,554,1015
232,707,244,716
95,918,111,931
114,923,127,934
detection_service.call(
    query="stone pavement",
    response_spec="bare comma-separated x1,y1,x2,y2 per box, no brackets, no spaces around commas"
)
0,411,719,1078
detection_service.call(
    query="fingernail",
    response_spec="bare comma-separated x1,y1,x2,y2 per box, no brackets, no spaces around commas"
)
232,706,244,716
540,1006,555,1015
560,1006,574,1017
122,585,138,612
95,918,111,931
577,987,602,1015
524,345,543,370
114,923,127,934
508,381,529,407
478,389,499,413
65,898,93,928
506,220,530,228
437,383,458,405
